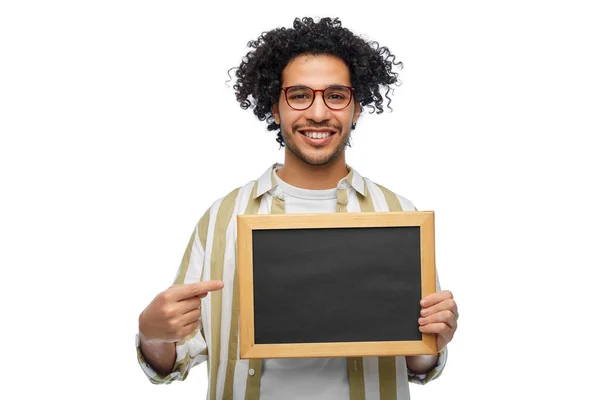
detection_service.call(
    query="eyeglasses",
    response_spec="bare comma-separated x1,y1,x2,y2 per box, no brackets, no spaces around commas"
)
281,85,355,111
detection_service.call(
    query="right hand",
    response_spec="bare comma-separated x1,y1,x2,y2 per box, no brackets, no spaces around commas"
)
138,280,224,344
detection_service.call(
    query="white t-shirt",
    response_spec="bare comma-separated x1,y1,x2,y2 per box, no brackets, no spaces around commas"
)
259,171,349,400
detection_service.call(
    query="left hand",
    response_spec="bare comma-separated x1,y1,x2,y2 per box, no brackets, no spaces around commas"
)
418,290,458,351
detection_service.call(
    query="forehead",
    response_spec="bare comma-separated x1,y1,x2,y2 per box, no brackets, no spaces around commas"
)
281,54,351,88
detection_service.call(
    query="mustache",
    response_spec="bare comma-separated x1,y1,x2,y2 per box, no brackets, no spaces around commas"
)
292,122,342,131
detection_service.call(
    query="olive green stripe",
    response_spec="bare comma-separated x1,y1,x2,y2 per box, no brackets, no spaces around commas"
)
337,188,348,213
357,185,374,213
347,357,366,400
376,184,403,212
198,208,211,253
173,230,196,285
269,168,282,213
209,188,241,400
245,358,263,400
223,184,260,400
271,191,285,215
378,357,397,400
197,210,212,338
271,197,285,214
222,273,239,399
245,183,260,214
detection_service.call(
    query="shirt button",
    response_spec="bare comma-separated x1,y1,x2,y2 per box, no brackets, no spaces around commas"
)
248,368,255,376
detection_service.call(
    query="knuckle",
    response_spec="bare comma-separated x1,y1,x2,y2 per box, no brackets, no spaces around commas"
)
166,320,175,331
161,306,175,319
155,296,171,310
167,318,180,331
162,290,174,302
447,299,457,310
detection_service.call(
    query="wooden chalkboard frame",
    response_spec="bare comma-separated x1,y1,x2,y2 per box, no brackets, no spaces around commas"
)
237,211,437,359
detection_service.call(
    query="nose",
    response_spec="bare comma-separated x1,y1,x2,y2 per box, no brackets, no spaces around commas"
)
304,93,332,123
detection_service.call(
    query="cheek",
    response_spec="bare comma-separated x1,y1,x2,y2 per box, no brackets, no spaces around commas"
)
339,111,356,127
279,110,301,128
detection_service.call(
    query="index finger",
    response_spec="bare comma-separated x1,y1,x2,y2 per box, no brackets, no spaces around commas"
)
171,280,224,300
420,290,454,308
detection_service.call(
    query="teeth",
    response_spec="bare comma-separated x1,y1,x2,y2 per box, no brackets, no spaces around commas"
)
305,132,332,139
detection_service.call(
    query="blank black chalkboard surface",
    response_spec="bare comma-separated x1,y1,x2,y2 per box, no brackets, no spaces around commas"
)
237,211,437,359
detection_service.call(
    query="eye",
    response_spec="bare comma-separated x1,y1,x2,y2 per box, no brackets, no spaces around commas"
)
327,93,346,100
290,93,310,100
325,87,351,102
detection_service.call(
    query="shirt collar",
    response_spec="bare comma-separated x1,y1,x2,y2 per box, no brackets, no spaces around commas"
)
253,163,367,199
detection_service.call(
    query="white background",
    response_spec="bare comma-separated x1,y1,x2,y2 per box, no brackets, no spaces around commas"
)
1,1,599,399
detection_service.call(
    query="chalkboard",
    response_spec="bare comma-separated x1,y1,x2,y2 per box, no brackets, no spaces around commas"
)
237,212,437,359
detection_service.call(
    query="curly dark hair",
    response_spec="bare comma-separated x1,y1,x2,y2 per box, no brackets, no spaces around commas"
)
231,17,403,148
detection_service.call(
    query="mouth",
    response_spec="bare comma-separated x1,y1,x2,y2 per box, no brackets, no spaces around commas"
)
299,130,336,140
298,129,336,147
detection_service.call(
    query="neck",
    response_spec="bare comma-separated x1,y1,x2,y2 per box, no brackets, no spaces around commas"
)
277,149,348,190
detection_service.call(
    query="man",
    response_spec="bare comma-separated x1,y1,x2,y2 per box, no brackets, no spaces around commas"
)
136,17,458,400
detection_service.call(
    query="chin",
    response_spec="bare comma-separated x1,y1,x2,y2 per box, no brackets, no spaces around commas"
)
298,150,342,166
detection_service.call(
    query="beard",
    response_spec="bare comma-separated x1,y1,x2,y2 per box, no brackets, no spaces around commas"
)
281,123,351,166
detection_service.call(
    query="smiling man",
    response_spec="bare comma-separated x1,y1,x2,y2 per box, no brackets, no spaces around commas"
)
136,17,458,400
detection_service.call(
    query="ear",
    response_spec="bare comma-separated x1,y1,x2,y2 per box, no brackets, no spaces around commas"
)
272,103,281,125
352,100,361,124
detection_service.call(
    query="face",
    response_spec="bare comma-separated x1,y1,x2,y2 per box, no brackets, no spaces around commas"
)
272,54,360,166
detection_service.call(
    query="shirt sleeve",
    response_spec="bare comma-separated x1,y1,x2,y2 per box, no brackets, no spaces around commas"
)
136,223,209,384
407,347,448,385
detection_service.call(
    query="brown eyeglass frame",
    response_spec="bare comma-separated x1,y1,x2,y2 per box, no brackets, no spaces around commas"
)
281,85,355,111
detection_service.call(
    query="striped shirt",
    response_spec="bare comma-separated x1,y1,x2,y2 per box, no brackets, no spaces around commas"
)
137,163,447,400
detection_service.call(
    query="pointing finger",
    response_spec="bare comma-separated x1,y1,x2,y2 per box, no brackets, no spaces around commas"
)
171,280,224,300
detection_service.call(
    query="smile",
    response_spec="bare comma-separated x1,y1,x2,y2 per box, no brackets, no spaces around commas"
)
300,131,335,139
